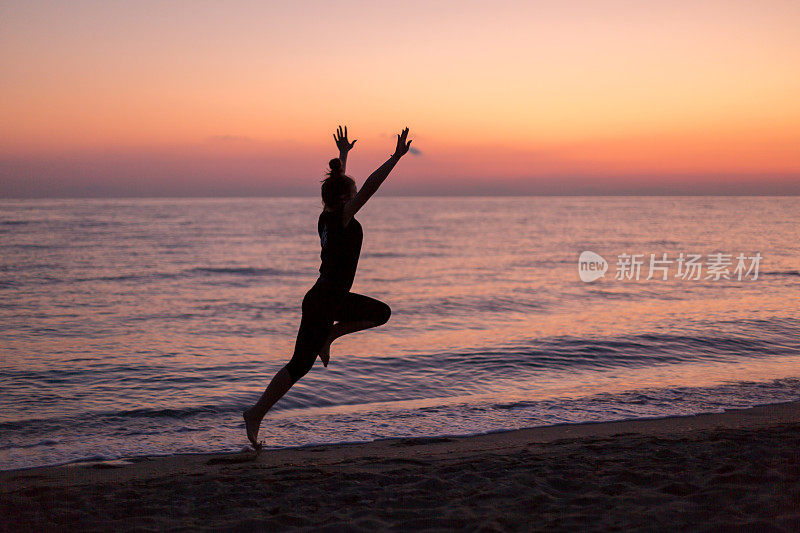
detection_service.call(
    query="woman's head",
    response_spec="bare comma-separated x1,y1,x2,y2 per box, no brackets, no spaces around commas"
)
321,158,356,210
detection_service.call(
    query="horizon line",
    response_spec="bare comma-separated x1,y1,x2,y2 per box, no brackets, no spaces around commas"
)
2,192,799,201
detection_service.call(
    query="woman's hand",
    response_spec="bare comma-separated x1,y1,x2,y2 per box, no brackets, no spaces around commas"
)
333,125,357,153
392,127,412,159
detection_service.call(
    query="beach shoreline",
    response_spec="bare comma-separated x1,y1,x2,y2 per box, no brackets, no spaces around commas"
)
2,400,799,531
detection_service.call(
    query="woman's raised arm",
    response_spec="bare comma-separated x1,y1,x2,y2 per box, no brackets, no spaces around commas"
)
342,127,411,225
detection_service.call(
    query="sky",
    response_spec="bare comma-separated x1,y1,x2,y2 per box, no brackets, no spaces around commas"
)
2,0,799,197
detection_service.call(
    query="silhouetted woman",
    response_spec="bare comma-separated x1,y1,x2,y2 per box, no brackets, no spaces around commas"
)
244,125,412,450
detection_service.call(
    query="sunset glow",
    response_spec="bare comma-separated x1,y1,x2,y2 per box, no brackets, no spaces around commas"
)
2,0,799,196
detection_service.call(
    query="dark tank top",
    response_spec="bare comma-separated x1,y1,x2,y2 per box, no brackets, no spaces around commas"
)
318,207,362,292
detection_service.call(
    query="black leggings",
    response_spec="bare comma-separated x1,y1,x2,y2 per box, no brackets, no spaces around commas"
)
284,279,391,383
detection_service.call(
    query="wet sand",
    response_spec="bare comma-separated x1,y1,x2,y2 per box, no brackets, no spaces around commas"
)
2,401,799,532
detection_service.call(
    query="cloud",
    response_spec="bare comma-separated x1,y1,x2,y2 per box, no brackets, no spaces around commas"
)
409,146,422,155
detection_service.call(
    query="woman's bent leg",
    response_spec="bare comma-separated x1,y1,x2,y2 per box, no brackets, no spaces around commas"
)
319,293,391,365
332,292,391,335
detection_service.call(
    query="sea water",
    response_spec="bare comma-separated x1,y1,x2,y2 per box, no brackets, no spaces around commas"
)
1,196,799,470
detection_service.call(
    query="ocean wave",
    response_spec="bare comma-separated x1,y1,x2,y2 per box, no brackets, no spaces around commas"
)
3,326,797,416
188,267,291,276
2,243,58,250
397,295,545,316
361,252,407,258
764,270,800,277
68,266,302,283
0,438,59,451
386,331,794,368
0,404,227,432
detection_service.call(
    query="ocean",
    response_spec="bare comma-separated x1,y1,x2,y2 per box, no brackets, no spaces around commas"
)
1,196,799,470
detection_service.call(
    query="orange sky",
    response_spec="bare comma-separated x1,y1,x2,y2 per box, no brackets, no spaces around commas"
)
2,0,799,196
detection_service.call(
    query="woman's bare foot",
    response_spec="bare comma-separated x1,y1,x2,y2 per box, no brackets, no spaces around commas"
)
243,408,263,453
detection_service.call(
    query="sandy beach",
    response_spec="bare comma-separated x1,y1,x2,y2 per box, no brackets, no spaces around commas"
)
1,401,798,532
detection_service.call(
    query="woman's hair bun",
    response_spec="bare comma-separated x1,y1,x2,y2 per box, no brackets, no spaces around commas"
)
321,158,355,208
328,158,343,176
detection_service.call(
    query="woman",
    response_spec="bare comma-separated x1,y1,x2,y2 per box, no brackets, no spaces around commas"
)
243,125,412,451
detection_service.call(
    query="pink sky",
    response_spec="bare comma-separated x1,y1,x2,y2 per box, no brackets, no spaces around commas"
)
2,0,799,196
